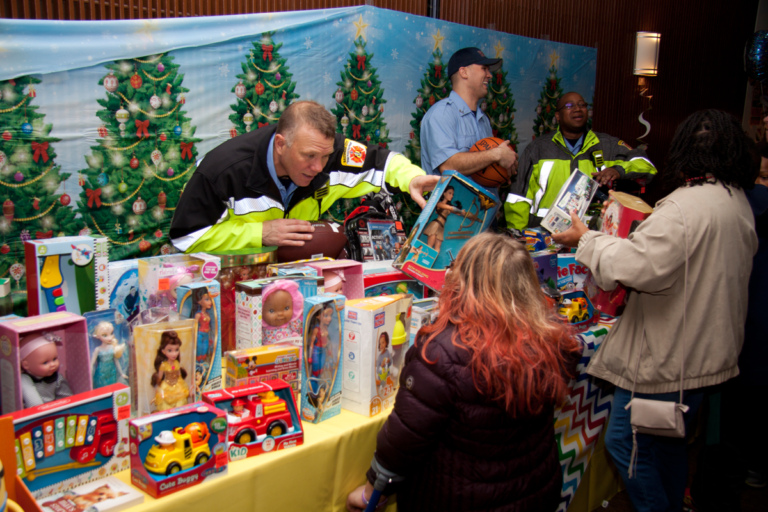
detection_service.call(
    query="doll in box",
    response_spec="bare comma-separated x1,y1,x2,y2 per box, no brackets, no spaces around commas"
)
262,280,303,345
375,331,393,396
91,321,128,388
306,303,334,392
324,270,345,294
20,332,73,408
194,289,214,363
422,186,481,252
150,330,190,411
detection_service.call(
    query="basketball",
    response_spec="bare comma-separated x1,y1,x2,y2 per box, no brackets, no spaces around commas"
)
469,137,509,188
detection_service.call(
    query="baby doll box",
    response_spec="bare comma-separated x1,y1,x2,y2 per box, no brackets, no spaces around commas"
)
177,281,223,394
83,309,131,391
300,293,346,424
202,379,303,461
137,253,220,311
393,171,499,292
341,294,412,417
306,259,364,299
1,383,131,500
0,312,92,415
224,343,301,403
107,259,140,324
129,401,228,499
25,236,109,316
131,319,197,417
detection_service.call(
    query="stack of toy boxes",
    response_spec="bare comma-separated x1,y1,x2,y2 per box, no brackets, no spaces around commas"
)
305,259,364,299
25,236,109,315
300,293,345,423
225,344,301,404
216,252,276,354
137,253,220,311
202,379,303,461
177,281,222,393
129,401,228,498
341,294,412,417
393,171,499,292
3,383,130,499
0,313,92,415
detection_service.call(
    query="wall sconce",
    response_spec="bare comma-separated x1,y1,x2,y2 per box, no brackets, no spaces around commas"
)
634,32,661,76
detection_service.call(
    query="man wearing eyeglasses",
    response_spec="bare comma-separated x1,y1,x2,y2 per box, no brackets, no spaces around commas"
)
505,91,657,230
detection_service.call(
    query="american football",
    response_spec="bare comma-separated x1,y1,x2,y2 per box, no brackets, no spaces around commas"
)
275,220,349,263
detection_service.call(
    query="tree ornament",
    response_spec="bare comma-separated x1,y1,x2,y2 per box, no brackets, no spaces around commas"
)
0,244,9,255
282,90,286,100
26,84,36,98
149,94,161,109
130,73,142,89
157,62,165,73
492,100,498,110
178,94,186,105
154,229,163,239
243,113,254,132
166,83,172,95
429,96,435,106
351,89,358,101
13,172,23,183
367,80,372,88
161,244,172,255
116,107,130,125
9,262,24,284
118,181,128,193
114,221,122,235
139,240,151,252
129,156,139,169
19,229,30,242
0,151,5,170
335,89,344,103
167,167,175,177
78,173,85,186
21,122,32,135
60,194,71,206
415,95,423,108
128,229,134,241
151,149,163,166
361,105,369,117
79,226,92,236
341,115,349,130
158,191,167,210
132,196,147,215
371,96,376,105
3,199,13,221
546,104,551,113
480,100,487,112
510,113,515,121
97,173,108,186
2,131,11,142
275,72,281,82
98,125,108,138
159,133,167,142
366,134,371,142
229,127,238,138
536,105,542,115
235,81,246,99
173,125,182,137
255,82,265,96
103,72,118,92
269,100,278,113
375,129,380,137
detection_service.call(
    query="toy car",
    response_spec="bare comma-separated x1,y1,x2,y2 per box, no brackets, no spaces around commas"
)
558,297,590,323
143,422,211,476
226,391,294,444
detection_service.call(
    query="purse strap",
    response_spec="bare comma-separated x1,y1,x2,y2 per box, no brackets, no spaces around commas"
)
629,199,687,406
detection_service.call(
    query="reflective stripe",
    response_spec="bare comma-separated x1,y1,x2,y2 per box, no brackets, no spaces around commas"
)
535,207,549,218
629,156,654,166
532,161,554,214
227,195,284,215
172,225,214,251
505,193,532,206
328,168,384,189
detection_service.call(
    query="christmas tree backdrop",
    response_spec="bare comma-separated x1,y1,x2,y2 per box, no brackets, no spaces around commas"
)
0,76,78,299
76,53,201,261
229,32,300,137
532,52,564,140
486,65,519,150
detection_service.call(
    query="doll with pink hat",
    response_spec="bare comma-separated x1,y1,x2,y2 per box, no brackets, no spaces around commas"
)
262,280,304,345
19,332,73,408
323,269,346,294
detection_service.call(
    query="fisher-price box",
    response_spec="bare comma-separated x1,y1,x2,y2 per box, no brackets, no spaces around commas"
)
0,312,92,415
25,237,109,316
177,281,222,394
393,171,499,292
2,383,131,499
224,343,301,403
341,294,412,417
129,401,228,499
202,379,303,461
300,294,345,423
137,253,220,311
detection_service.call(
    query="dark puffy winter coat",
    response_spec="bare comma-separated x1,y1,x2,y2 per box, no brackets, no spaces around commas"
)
367,325,562,512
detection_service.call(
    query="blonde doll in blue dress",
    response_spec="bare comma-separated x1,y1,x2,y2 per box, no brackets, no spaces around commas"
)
90,321,127,388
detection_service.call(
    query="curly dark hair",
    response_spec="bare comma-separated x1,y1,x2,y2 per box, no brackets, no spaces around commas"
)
664,109,758,190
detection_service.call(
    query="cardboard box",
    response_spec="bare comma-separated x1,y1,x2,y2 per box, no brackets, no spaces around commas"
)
363,268,429,299
600,190,653,238
557,254,590,291
177,281,222,394
306,259,364,299
24,237,108,316
0,312,92,415
409,297,439,345
300,294,345,423
341,294,412,417
224,343,301,403
393,171,499,292
107,260,139,323
137,253,220,311
38,475,143,512
540,169,598,234
129,401,228,499
2,383,130,499
202,379,303,461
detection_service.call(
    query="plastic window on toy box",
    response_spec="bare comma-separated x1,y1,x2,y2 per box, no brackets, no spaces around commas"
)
261,280,304,347
302,298,343,422
83,309,130,390
177,283,222,396
364,220,406,262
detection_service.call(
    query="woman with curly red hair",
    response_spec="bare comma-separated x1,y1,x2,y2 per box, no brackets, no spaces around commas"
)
346,232,581,512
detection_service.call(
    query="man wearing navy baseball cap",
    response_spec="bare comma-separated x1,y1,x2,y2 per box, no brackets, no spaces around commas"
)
420,47,518,178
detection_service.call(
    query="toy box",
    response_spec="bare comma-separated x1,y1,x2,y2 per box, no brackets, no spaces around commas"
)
599,190,653,238
341,294,412,417
362,268,429,299
532,250,558,291
266,257,331,277
409,297,439,345
557,254,590,291
393,171,499,292
131,319,196,417
224,343,301,403
557,290,599,331
107,260,139,324
216,253,275,354
202,379,303,461
25,237,109,316
2,383,130,499
137,253,220,311
306,259,364,299
177,281,222,394
0,312,92,415
518,227,554,253
300,293,345,423
83,309,131,391
0,434,42,512
540,169,598,234
129,401,227,499
38,475,143,512
355,218,407,261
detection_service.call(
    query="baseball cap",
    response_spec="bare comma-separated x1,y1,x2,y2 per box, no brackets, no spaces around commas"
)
447,47,502,78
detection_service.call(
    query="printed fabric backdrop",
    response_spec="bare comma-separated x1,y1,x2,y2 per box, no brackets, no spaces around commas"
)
0,5,596,303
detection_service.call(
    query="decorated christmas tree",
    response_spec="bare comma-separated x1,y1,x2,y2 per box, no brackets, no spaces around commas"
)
532,52,564,139
486,65,519,150
229,32,300,137
76,53,201,261
0,76,78,301
323,36,391,225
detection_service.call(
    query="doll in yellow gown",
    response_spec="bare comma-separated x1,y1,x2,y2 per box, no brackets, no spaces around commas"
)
150,330,190,411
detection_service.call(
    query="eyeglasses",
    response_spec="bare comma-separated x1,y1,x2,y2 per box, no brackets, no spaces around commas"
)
558,101,588,111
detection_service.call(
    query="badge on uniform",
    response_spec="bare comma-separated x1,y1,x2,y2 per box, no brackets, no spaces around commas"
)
341,139,367,167
618,140,634,150
314,183,329,199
